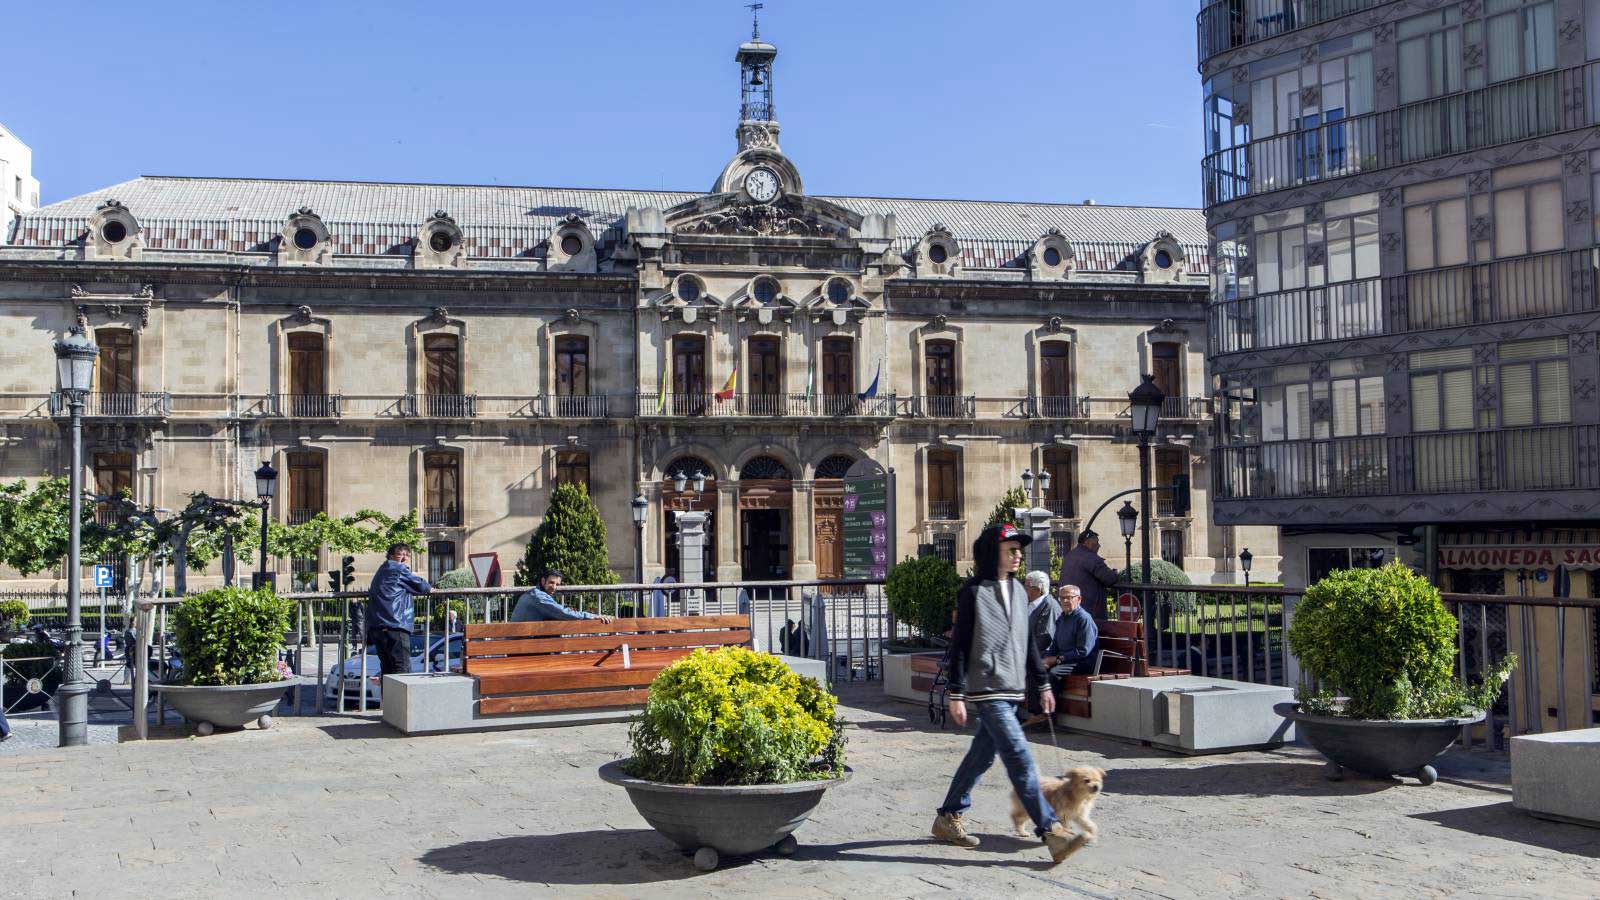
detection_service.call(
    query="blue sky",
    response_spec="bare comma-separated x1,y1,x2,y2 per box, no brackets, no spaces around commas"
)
6,1,1203,208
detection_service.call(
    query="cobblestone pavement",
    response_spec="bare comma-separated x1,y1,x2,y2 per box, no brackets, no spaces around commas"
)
2,682,1597,899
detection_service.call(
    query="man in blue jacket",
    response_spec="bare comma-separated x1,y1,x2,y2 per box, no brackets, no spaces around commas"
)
366,543,431,676
510,570,615,623
1045,584,1100,684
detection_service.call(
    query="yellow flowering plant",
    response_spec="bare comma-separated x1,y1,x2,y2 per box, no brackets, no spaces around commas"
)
623,646,846,786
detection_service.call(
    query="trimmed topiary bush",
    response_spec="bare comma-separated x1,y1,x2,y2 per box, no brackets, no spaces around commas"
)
1288,562,1514,720
624,646,844,786
432,567,477,589
885,553,963,641
1118,558,1194,616
171,587,293,686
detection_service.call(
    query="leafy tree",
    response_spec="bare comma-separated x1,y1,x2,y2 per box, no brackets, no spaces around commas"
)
514,482,617,587
885,553,963,641
90,492,252,596
234,509,426,590
0,478,96,576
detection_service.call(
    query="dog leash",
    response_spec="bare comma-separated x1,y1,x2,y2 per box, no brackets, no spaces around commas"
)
1044,702,1068,773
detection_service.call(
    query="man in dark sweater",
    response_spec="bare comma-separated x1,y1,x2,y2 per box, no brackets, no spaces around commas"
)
1059,529,1121,621
932,523,1078,864
365,543,431,676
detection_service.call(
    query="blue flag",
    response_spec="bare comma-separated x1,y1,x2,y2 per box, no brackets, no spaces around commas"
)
858,362,881,401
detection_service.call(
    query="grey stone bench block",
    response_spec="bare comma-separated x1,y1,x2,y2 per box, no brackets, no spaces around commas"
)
382,654,830,735
1512,728,1600,828
1060,675,1296,754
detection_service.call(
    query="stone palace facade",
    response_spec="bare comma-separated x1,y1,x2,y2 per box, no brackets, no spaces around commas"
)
0,27,1277,590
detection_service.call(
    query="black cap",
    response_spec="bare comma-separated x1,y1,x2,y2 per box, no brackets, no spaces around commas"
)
1078,529,1099,542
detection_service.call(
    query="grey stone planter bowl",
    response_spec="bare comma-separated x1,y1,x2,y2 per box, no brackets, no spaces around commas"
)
1275,702,1485,785
154,680,293,733
599,760,851,871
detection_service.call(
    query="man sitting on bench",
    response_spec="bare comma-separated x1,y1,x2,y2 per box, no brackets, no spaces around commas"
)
1043,584,1098,689
510,570,615,623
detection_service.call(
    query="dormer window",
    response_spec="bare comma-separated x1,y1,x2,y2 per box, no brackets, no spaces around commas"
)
676,274,704,304
1156,249,1173,269
429,231,454,253
929,244,949,264
1043,247,1062,267
753,276,780,305
561,234,583,256
101,221,128,244
293,227,319,251
416,211,466,270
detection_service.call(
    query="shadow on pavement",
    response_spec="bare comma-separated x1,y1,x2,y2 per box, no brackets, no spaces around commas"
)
419,830,698,884
1410,802,1600,858
315,719,406,740
1102,760,1395,797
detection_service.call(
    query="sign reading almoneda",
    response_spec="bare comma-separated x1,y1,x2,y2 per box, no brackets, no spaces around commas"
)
841,458,895,581
1439,545,1600,570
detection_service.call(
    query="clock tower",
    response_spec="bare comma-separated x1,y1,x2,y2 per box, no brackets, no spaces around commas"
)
713,11,804,197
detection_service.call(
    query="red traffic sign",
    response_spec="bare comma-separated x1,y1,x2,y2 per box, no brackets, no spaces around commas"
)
468,552,502,588
1117,592,1141,619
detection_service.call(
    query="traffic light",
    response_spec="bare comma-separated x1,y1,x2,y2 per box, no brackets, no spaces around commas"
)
1170,473,1191,517
326,569,341,592
340,556,356,590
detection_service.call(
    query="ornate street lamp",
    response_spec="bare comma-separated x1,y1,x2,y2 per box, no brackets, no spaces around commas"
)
1239,547,1253,588
54,326,97,748
1117,500,1139,575
1127,374,1166,590
631,492,649,587
254,460,278,589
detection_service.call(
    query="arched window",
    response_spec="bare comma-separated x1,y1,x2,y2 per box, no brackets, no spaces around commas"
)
815,455,856,480
739,456,792,480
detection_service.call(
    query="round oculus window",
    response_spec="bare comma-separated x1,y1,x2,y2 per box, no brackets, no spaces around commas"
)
101,221,128,244
1043,246,1062,267
1155,249,1173,269
561,234,584,256
928,243,948,264
293,227,319,251
826,280,850,304
429,231,454,253
753,278,778,305
677,277,702,303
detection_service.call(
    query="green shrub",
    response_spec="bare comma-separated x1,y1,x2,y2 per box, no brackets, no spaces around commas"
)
171,587,293,686
432,567,477,589
885,553,963,640
0,599,29,631
624,646,843,786
1288,562,1514,719
1118,558,1194,616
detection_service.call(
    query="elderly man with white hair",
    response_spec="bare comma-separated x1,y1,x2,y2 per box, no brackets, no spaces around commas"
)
1020,570,1058,723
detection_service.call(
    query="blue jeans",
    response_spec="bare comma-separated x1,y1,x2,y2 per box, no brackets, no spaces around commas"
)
0,703,9,739
938,698,1058,837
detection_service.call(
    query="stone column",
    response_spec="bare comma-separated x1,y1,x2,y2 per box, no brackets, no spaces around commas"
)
716,482,739,580
1017,505,1053,576
676,510,709,614
791,481,817,581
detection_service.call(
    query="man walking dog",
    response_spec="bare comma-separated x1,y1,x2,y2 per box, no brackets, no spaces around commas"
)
932,523,1078,864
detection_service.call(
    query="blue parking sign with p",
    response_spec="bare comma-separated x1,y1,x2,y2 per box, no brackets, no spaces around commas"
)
93,565,114,588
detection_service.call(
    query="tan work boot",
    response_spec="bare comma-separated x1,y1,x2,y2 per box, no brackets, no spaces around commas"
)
931,812,980,848
1043,821,1087,865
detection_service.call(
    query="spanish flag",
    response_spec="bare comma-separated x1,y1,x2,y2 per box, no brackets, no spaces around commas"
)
714,365,737,401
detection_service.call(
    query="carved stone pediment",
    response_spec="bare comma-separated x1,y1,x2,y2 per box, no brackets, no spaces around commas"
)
665,193,862,240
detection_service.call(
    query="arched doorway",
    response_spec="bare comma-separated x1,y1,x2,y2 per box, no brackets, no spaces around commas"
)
663,457,716,581
739,455,792,581
812,454,857,583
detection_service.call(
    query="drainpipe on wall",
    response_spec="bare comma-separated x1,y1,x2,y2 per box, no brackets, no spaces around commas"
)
1423,524,1440,588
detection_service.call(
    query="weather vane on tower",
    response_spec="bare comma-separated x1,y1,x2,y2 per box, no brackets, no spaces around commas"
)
747,3,764,40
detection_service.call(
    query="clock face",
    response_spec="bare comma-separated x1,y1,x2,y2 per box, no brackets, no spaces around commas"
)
744,167,780,203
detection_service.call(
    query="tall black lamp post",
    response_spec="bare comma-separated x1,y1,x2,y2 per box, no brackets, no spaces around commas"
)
631,492,648,586
55,326,98,748
1128,374,1165,589
1239,548,1253,588
253,461,277,589
1117,500,1138,576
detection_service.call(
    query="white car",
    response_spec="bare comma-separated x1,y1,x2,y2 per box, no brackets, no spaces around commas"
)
322,632,464,707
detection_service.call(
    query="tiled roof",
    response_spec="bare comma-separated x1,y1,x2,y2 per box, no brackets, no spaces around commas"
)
7,176,1208,274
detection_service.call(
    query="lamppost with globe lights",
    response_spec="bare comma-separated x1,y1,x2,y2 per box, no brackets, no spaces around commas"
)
631,492,648,587
253,461,278,590
1018,467,1055,574
1239,548,1253,588
54,325,98,748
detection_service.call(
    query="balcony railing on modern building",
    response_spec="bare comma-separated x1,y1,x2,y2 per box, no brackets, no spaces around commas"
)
1211,248,1600,356
1214,425,1599,502
274,394,341,418
546,394,610,418
1196,0,1379,64
927,500,960,521
49,391,171,418
1203,62,1588,206
424,507,462,528
406,394,477,418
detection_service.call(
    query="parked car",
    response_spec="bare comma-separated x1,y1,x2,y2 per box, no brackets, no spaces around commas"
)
321,632,464,707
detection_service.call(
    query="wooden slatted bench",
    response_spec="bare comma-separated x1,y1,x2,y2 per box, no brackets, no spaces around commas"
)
464,615,752,716
1059,620,1187,718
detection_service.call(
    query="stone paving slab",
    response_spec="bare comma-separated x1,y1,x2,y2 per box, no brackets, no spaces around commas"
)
2,683,1598,898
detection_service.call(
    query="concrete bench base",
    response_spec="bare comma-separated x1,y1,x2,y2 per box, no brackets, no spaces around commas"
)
382,654,831,735
882,652,942,704
1512,728,1600,828
1058,675,1295,754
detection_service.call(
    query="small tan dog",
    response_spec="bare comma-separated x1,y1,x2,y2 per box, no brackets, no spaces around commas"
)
1011,766,1104,857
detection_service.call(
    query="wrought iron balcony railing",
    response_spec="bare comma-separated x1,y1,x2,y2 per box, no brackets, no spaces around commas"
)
406,394,477,418
424,507,462,528
910,395,977,419
546,394,610,418
1196,0,1379,64
1043,499,1076,519
1032,395,1087,419
50,391,171,418
288,508,322,526
275,394,341,417
1210,247,1600,356
927,500,960,521
636,393,898,418
1203,62,1586,206
1214,425,1597,502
